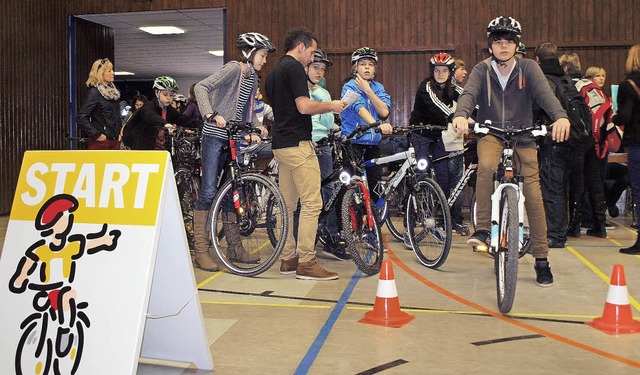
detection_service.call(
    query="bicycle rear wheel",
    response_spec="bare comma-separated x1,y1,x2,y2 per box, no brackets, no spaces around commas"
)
382,182,408,241
341,185,383,275
406,178,452,269
495,186,520,313
175,170,200,250
210,173,288,276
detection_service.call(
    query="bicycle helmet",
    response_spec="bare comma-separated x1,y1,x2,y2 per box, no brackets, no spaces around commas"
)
35,194,79,231
486,16,522,39
351,47,378,64
153,76,179,92
173,94,187,103
429,52,455,70
517,42,527,56
312,49,332,67
237,32,276,60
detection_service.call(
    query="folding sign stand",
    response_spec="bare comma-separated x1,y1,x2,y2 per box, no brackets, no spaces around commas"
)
0,151,213,375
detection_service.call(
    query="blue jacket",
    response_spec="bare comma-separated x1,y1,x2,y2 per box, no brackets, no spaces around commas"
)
340,79,391,145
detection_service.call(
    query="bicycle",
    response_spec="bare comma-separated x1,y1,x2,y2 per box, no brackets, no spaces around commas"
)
368,124,452,269
472,121,547,313
168,127,202,250
208,121,288,276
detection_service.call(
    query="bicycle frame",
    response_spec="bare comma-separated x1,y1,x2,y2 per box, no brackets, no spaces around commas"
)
364,147,417,212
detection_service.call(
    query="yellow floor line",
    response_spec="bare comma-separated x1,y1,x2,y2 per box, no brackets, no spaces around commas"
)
566,245,640,312
196,272,224,289
200,300,330,309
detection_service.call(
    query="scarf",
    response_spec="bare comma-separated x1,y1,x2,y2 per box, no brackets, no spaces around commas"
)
95,83,121,101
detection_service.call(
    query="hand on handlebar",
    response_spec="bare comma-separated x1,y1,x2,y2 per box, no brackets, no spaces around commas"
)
452,116,470,135
256,125,269,138
550,118,570,142
206,114,226,128
378,123,393,135
244,133,262,144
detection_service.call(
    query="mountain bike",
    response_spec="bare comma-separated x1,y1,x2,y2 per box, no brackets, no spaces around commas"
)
473,121,547,313
369,124,452,269
208,121,288,276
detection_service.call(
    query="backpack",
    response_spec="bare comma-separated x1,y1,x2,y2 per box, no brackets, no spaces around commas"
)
546,75,592,143
576,79,620,157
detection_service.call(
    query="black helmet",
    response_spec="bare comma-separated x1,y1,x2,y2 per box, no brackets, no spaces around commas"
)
486,16,522,39
351,47,378,64
237,32,276,60
312,49,332,67
517,42,527,56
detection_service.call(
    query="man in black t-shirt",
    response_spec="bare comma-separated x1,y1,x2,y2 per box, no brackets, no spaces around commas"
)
265,27,345,281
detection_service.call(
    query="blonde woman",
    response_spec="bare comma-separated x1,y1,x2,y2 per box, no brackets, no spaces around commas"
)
76,58,122,149
584,66,607,88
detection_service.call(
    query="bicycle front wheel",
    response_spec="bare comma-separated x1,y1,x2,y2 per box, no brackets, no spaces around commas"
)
210,173,288,276
383,182,408,241
341,185,383,275
406,178,451,269
175,169,200,250
495,186,520,314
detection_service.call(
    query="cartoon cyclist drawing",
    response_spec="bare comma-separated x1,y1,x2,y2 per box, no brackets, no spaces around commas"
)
9,194,121,375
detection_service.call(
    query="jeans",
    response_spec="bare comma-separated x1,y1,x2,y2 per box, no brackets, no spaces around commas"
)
538,140,572,243
628,145,640,220
194,134,229,211
476,135,548,258
273,141,322,263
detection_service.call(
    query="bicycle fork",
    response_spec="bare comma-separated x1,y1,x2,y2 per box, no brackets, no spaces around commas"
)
488,180,525,253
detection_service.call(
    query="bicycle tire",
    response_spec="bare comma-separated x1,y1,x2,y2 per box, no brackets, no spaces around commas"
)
495,186,520,314
406,178,452,269
210,173,288,276
382,182,408,241
175,170,199,250
341,185,383,275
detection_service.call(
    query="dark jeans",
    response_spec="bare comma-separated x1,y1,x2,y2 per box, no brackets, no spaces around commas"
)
568,145,606,231
628,145,640,220
195,134,229,211
539,140,572,243
605,162,629,207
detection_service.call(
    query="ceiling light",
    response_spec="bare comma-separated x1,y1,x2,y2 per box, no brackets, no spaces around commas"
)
115,71,135,76
139,26,185,35
209,50,224,57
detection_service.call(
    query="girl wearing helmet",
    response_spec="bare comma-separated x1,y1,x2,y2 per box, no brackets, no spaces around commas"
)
191,32,275,272
121,76,198,150
409,52,469,236
77,58,122,150
452,16,571,287
340,47,393,204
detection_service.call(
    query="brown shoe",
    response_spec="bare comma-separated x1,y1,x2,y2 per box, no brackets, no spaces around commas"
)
280,256,299,275
296,258,339,281
194,252,220,272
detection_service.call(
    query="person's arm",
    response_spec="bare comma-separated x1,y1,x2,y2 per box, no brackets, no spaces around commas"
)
295,96,344,115
194,63,239,120
354,74,390,119
76,88,103,139
529,63,570,141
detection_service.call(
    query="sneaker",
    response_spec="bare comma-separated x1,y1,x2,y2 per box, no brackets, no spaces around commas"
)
608,204,620,218
566,226,581,238
323,242,352,261
296,259,339,281
280,256,299,275
534,261,554,287
586,227,607,238
467,230,490,252
547,240,565,248
454,223,470,236
403,232,413,250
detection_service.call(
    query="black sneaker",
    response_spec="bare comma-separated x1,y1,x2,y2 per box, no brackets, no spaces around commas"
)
534,261,554,287
547,239,565,248
467,230,490,252
323,242,352,261
454,223,470,236
605,222,615,230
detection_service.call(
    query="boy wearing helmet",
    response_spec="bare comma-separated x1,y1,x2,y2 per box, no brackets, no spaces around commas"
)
122,76,199,150
189,32,275,272
340,47,394,206
410,52,469,236
453,16,571,287
265,27,345,281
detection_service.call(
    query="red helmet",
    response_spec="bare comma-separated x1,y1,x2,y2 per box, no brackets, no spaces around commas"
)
35,194,79,230
429,52,455,69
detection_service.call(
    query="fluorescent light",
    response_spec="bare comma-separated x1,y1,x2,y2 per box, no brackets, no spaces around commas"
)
115,71,135,76
139,26,185,35
209,50,224,57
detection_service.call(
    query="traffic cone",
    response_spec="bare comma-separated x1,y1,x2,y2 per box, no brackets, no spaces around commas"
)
587,264,640,335
359,260,415,328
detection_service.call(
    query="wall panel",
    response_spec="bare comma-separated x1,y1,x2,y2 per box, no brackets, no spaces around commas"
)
1,0,638,213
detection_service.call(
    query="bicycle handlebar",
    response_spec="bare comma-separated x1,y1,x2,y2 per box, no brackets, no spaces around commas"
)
346,121,381,140
471,121,547,140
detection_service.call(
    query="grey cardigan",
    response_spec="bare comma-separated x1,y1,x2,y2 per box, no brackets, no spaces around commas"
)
455,57,567,129
195,61,260,137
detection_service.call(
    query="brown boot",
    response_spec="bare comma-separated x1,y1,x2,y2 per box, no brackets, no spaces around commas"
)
193,210,220,272
223,212,260,264
296,258,338,281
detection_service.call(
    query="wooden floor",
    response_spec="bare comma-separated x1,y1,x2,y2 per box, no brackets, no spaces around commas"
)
3,213,640,374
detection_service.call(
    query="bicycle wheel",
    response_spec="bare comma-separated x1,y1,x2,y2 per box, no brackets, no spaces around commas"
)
406,178,452,269
383,181,408,241
175,170,199,250
470,191,477,231
210,173,288,276
341,185,383,275
495,186,520,314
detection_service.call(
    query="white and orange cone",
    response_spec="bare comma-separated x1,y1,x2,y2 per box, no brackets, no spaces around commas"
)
587,264,640,335
359,260,415,328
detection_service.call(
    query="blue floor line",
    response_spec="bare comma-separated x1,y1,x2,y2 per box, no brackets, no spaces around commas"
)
294,269,363,375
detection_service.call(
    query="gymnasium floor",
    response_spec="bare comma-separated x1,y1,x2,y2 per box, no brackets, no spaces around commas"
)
3,214,640,374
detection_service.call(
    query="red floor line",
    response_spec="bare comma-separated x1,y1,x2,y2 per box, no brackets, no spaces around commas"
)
385,248,640,368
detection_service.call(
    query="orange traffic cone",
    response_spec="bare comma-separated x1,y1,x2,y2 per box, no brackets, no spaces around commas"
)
359,260,415,328
587,264,640,335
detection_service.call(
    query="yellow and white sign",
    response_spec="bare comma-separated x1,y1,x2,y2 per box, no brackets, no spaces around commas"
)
0,151,213,374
